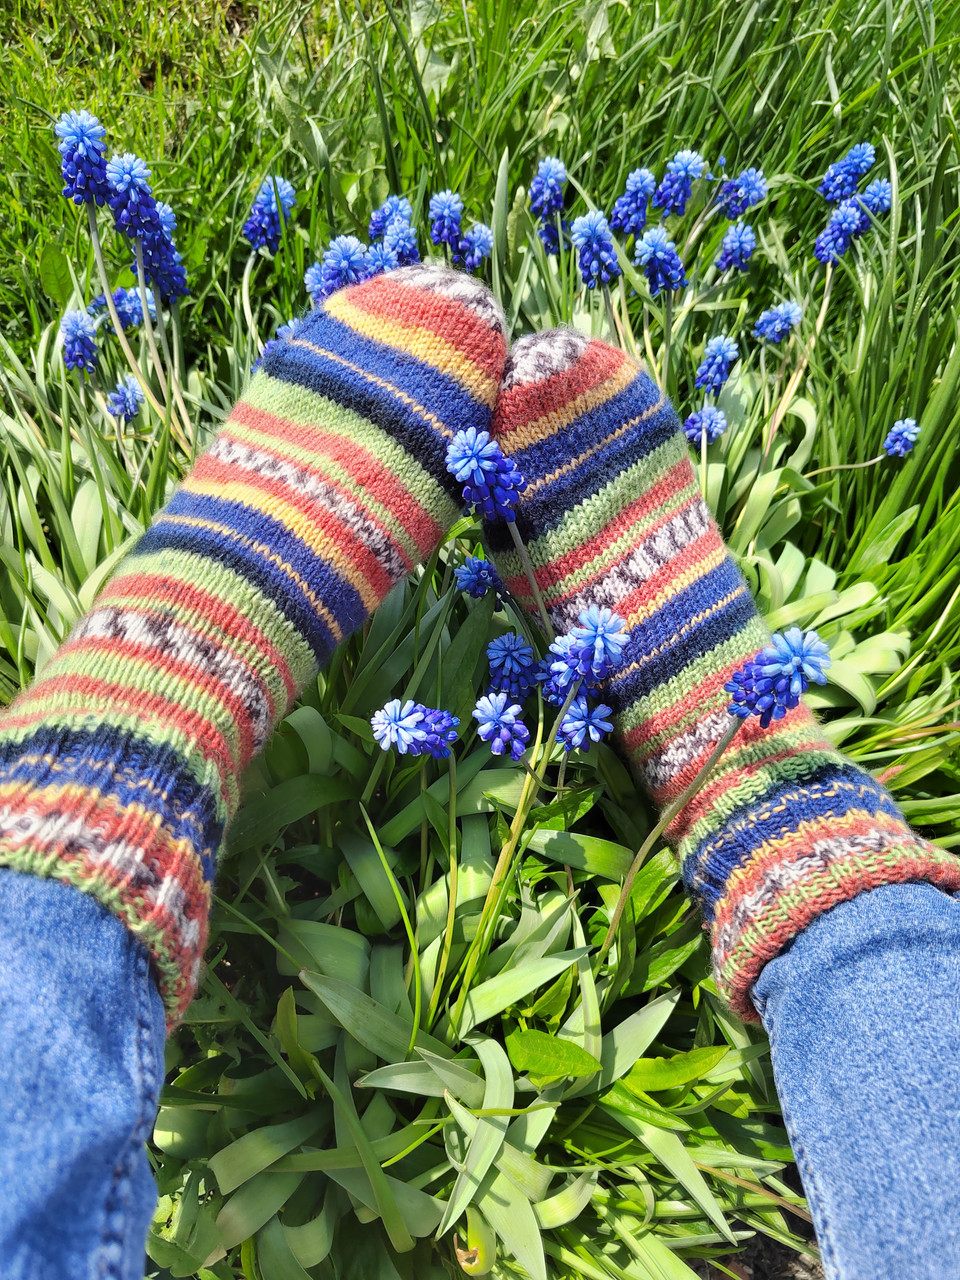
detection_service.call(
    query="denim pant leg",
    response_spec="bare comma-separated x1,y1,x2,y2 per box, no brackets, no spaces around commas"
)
0,869,166,1280
753,882,960,1280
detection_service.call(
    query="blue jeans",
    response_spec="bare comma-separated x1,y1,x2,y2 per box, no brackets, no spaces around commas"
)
2,872,959,1278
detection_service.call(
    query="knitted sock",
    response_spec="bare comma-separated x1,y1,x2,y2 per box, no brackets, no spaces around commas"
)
0,265,507,1027
484,330,960,1019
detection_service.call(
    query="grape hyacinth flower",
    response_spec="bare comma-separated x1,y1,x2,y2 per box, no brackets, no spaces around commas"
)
557,694,614,752
89,286,156,332
610,168,657,240
544,608,628,700
819,143,876,203
753,301,802,344
135,200,189,304
413,708,460,760
60,310,98,374
530,157,566,221
634,226,687,296
726,628,831,729
473,692,530,762
457,223,493,274
883,418,920,458
695,335,739,394
454,555,503,603
242,175,296,253
371,699,425,754
105,374,145,423
715,221,756,272
365,242,399,277
814,198,864,264
653,150,706,217
684,405,727,445
305,236,369,303
719,167,767,219
254,317,303,370
55,109,110,206
369,194,413,241
486,633,536,698
570,211,621,289
429,190,464,251
383,217,419,266
106,153,161,240
445,428,527,520
860,178,892,218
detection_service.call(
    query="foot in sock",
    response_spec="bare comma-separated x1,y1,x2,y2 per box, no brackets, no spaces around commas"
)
483,329,960,1018
0,265,508,1024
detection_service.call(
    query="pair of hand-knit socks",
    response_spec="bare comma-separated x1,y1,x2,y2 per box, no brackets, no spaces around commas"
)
0,266,955,1026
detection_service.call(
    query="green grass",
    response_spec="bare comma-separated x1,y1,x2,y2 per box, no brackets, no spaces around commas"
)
2,1,960,1277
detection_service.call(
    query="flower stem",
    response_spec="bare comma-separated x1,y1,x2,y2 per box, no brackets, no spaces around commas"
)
133,242,169,403
602,284,621,348
426,754,459,1028
242,252,257,339
449,683,579,1034
661,293,673,392
804,455,885,479
507,520,554,641
151,287,195,450
86,204,168,423
760,266,833,469
594,716,743,972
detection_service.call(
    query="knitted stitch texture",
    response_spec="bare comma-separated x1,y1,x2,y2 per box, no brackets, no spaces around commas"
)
484,330,960,1019
0,265,507,1026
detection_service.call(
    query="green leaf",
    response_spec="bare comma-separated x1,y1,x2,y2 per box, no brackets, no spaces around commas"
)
439,1037,514,1234
506,1029,601,1080
228,776,355,854
442,592,497,725
457,949,588,1035
209,1113,325,1195
624,1045,730,1093
38,243,72,309
598,988,682,1087
478,1169,547,1280
299,972,452,1061
257,1216,314,1280
524,828,633,879
216,1171,303,1251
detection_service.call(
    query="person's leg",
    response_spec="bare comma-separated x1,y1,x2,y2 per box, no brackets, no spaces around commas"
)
0,870,165,1280
753,883,960,1280
0,266,507,1276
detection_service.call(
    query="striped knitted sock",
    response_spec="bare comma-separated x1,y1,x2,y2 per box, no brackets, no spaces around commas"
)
484,329,960,1019
0,265,507,1027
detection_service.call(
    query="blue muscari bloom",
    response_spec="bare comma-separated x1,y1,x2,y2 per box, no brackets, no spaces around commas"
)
277,318,302,341
138,213,189,305
609,168,657,239
753,301,802,344
60,310,98,374
538,219,568,255
458,222,493,273
455,555,503,604
883,417,920,458
445,427,527,521
530,157,567,220
306,236,368,301
365,242,400,276
105,374,145,423
429,190,464,250
414,707,460,759
486,633,536,698
557,694,614,753
726,628,830,729
473,691,530,762
653,150,706,217
89,286,156,332
369,195,413,241
814,197,863,263
243,175,296,253
55,109,110,206
684,405,727,445
861,178,892,216
634,226,686,296
106,153,161,240
371,699,425,753
571,605,628,680
570,210,622,289
819,143,876,203
715,220,756,272
383,217,419,266
719,167,767,219
695,334,739,394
